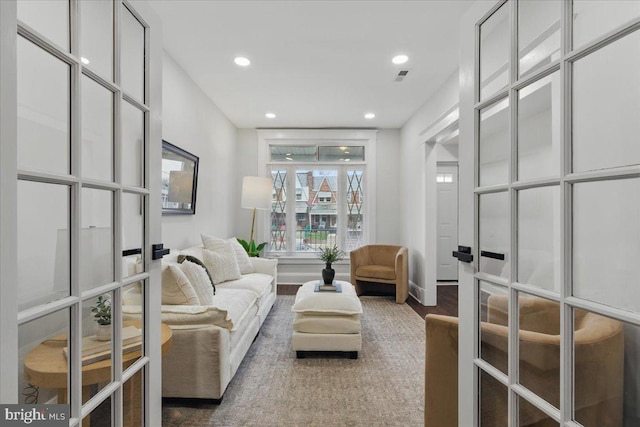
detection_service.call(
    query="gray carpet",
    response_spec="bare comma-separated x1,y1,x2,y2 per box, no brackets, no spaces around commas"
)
162,295,426,427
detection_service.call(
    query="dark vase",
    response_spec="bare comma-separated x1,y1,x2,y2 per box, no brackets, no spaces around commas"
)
322,262,335,285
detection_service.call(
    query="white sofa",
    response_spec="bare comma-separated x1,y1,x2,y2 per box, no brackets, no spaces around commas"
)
123,244,277,402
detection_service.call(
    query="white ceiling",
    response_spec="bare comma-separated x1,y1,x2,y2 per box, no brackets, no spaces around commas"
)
149,1,471,129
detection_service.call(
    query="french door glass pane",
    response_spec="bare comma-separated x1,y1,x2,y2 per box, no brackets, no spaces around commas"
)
17,181,70,311
517,186,560,292
80,0,113,80
82,292,115,403
519,395,558,426
121,6,145,101
573,308,627,426
121,101,144,187
270,170,287,252
479,99,510,187
84,396,111,426
17,36,70,175
480,3,509,100
17,0,69,50
480,281,508,375
122,281,144,367
346,170,364,251
82,75,113,182
480,369,508,426
518,0,561,77
517,72,561,181
479,192,509,278
573,178,640,312
122,193,143,279
19,309,70,405
518,292,560,408
296,169,338,251
123,370,144,427
573,0,640,50
572,30,640,173
81,188,114,291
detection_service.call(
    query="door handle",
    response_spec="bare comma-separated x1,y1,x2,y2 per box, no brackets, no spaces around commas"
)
452,246,473,263
122,248,142,257
480,250,505,260
152,243,170,260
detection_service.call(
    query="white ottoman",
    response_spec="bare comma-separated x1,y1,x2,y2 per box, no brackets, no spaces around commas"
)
292,280,363,359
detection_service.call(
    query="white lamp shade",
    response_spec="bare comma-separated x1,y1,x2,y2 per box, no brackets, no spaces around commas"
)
241,176,273,210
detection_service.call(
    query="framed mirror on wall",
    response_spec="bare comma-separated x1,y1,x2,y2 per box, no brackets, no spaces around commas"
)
161,140,199,215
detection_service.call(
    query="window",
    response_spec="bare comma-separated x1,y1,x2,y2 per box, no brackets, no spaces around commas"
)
258,130,376,256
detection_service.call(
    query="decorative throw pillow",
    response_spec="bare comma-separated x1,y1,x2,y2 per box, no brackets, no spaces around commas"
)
161,263,200,305
177,254,216,294
226,238,254,274
179,260,215,305
202,246,242,285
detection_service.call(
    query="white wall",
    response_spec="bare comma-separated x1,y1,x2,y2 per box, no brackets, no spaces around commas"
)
161,53,238,249
400,70,459,305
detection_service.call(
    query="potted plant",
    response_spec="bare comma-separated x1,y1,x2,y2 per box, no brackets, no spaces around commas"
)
236,238,267,257
91,296,112,341
318,244,346,285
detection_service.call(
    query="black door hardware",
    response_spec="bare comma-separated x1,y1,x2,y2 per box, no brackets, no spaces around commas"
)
480,250,505,260
452,246,473,263
152,243,170,260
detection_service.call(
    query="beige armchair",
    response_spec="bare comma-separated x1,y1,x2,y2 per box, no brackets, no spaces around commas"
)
350,245,408,304
425,296,624,427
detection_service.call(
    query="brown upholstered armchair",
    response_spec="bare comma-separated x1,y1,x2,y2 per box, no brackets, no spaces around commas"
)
350,245,408,304
425,296,624,427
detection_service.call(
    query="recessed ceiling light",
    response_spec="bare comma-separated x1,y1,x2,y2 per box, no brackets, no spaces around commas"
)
392,54,409,65
364,113,376,119
345,151,350,154
345,159,351,162
265,113,276,119
234,56,251,67
285,157,293,161
81,57,90,65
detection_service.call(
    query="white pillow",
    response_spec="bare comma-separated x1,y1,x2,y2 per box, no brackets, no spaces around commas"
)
161,263,200,305
226,238,254,274
203,246,242,284
180,260,215,305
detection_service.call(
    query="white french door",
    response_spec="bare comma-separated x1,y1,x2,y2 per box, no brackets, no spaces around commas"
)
0,1,162,425
459,1,640,426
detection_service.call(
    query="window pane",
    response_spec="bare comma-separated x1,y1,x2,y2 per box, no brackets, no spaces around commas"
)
270,170,287,252
123,368,144,426
122,101,144,187
518,72,561,181
318,146,365,162
82,76,113,181
304,170,338,251
18,181,69,311
480,369,508,426
19,309,70,405
479,98,509,187
573,31,640,173
518,292,560,409
17,0,69,50
122,281,145,368
517,186,560,292
270,146,316,162
480,281,509,375
82,292,115,403
519,395,558,426
573,308,626,426
80,0,113,80
81,188,114,291
480,3,509,100
122,193,143,279
346,170,364,251
18,36,70,175
84,395,111,426
573,178,640,313
573,0,640,50
518,0,561,77
121,6,145,101
479,192,509,278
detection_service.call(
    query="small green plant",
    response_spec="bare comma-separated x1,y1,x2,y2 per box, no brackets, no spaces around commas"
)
237,238,267,257
318,244,346,265
91,296,111,325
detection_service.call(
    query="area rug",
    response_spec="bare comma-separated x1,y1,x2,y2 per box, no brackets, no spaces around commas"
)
162,295,426,427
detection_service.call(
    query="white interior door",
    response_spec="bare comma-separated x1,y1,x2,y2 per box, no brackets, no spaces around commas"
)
459,0,640,426
436,164,459,281
0,1,162,425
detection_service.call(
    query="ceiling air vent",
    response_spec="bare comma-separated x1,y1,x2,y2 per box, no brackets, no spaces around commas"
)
395,70,409,82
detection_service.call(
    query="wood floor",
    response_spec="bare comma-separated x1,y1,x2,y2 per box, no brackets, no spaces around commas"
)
278,284,458,318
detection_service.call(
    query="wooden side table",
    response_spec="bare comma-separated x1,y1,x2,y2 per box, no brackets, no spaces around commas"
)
24,321,172,426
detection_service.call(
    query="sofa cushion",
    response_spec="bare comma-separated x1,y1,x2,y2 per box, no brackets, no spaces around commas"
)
203,246,242,284
180,260,215,305
162,263,200,305
201,234,254,274
356,265,396,280
216,273,273,298
178,254,216,294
